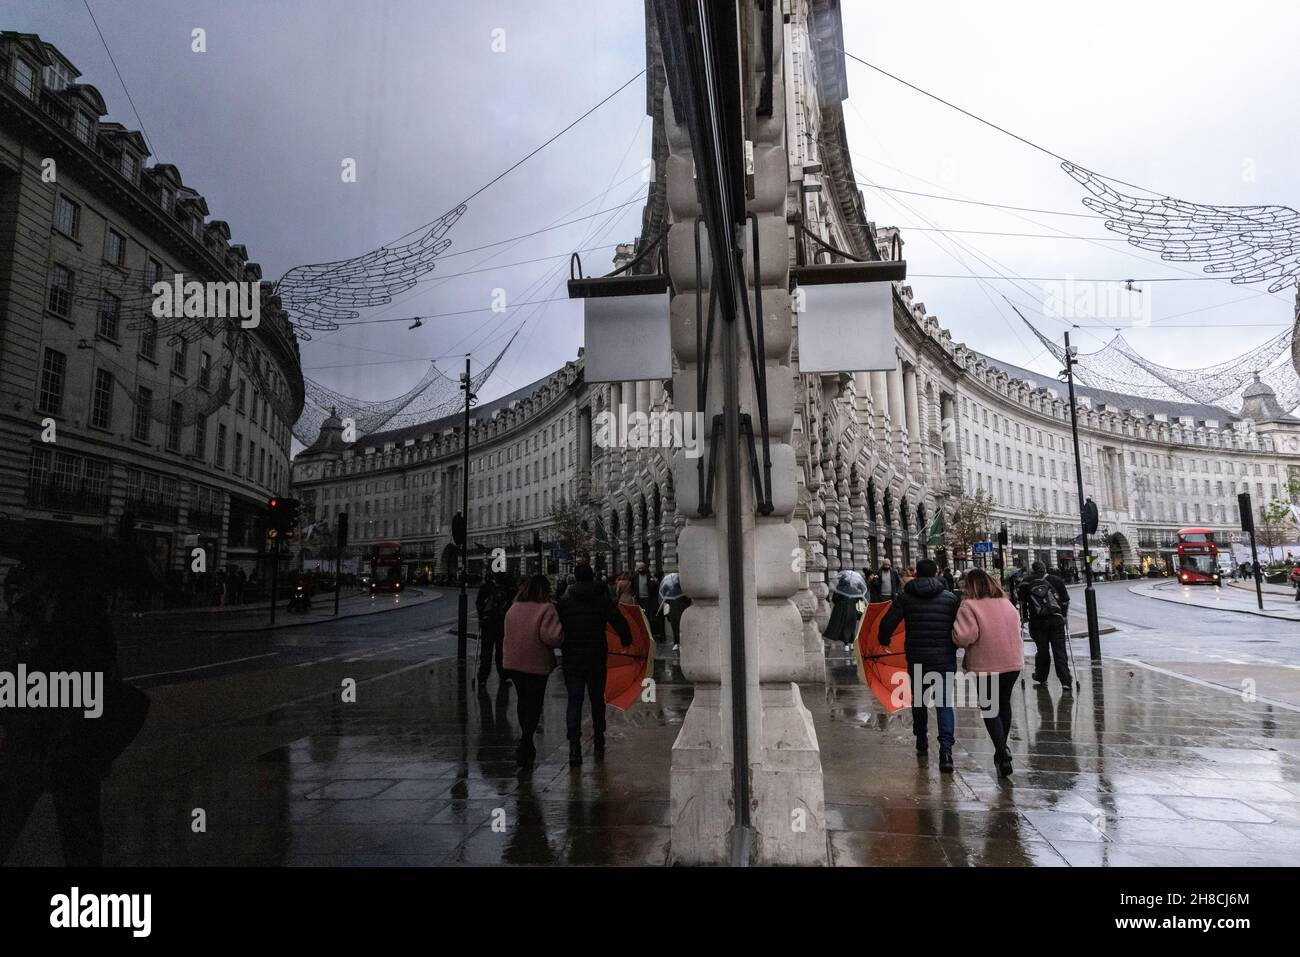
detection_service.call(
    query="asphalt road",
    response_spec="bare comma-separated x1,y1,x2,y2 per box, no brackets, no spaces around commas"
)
1074,579,1300,708
114,588,466,687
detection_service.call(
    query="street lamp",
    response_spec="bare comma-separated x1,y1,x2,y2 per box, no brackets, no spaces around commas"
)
1062,331,1102,659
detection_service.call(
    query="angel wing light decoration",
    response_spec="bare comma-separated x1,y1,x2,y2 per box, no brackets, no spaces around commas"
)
273,204,468,334
1063,162,1300,293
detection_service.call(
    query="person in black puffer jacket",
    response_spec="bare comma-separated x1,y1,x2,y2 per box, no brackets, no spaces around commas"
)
556,563,632,766
877,558,961,771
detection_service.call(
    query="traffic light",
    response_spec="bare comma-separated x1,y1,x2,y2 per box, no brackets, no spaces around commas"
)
268,497,301,541
1082,497,1099,535
997,523,1008,548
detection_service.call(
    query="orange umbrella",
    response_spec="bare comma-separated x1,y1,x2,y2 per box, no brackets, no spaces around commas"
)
606,602,656,711
854,601,911,713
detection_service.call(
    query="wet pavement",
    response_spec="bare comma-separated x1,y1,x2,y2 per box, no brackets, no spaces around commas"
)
6,582,1300,866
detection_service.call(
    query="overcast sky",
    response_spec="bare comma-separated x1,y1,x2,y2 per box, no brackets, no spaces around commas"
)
6,0,1299,423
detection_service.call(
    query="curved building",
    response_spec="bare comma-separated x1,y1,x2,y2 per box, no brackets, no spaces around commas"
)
0,33,304,585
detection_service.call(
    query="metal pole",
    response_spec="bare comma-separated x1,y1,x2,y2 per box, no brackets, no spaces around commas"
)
1248,527,1264,610
1064,332,1101,659
457,356,471,664
333,520,342,617
269,537,278,627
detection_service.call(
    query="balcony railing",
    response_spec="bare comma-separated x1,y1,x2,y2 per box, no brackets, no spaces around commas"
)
26,480,110,515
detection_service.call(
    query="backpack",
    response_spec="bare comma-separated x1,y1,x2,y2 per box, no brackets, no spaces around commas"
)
1026,578,1062,621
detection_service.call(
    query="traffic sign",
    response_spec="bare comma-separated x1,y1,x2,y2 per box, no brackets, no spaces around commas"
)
972,541,994,554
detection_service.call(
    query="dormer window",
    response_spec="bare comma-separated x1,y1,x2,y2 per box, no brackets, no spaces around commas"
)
74,111,93,144
120,152,137,183
13,58,36,98
159,187,173,213
43,62,72,92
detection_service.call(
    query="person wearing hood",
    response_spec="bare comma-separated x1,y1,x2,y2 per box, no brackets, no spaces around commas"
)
877,558,961,772
556,563,632,766
823,570,867,654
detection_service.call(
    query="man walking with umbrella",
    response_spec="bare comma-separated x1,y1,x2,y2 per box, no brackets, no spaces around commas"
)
877,559,961,772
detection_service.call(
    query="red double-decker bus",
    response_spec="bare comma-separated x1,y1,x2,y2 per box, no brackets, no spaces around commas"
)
368,541,404,593
1176,528,1221,585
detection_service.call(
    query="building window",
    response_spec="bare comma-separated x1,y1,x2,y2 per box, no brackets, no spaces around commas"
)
247,439,255,478
139,316,158,361
216,424,227,468
172,339,187,376
236,380,246,414
193,415,207,460
91,369,113,429
234,432,243,473
198,352,211,391
47,263,74,317
13,59,36,98
74,111,94,144
144,257,161,291
54,195,80,238
38,348,66,414
133,386,153,441
98,292,121,340
166,401,184,451
120,152,137,184
43,61,72,91
105,229,125,267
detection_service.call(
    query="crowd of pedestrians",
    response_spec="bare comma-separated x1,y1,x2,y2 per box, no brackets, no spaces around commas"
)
826,555,1077,778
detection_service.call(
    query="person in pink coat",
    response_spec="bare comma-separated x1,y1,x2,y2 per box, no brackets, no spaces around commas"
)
502,574,564,771
951,568,1024,777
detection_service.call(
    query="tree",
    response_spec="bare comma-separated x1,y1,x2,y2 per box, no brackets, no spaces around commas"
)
549,497,594,560
948,488,997,559
1257,498,1294,562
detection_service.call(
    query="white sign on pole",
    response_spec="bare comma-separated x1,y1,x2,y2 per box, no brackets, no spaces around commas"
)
796,281,894,374
582,292,672,383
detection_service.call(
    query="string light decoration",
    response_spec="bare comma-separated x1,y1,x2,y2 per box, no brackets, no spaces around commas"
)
1062,162,1300,293
1015,304,1300,415
291,329,518,445
272,205,468,334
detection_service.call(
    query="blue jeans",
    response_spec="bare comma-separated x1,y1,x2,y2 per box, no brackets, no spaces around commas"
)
910,662,956,749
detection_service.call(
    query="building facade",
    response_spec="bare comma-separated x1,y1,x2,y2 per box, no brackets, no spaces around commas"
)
291,359,677,584
0,33,304,587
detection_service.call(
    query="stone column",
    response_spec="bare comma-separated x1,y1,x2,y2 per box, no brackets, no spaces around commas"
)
888,358,908,465
904,363,921,480
870,371,890,451
940,392,959,488
665,3,825,865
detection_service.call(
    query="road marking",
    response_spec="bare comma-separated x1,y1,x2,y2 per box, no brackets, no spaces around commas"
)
128,652,279,681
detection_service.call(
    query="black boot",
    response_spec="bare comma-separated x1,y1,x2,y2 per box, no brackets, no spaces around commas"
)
939,749,954,773
593,733,605,757
997,752,1014,777
568,742,583,767
915,736,928,756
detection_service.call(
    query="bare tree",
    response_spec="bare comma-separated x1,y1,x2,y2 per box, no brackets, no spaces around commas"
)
549,497,595,559
948,488,997,558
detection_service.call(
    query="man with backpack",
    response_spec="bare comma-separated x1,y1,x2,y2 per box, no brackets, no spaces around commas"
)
1018,561,1072,690
475,571,515,687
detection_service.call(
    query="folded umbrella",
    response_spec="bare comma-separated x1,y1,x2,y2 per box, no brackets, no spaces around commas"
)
605,602,656,711
853,600,911,713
